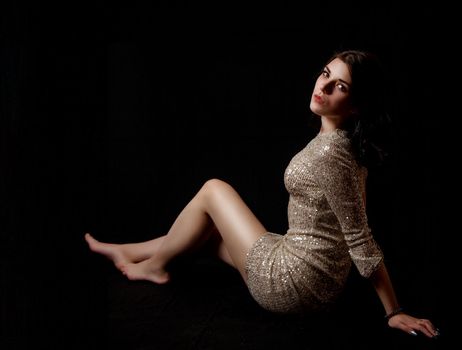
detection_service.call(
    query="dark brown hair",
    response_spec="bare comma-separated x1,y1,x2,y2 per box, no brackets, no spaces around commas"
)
329,50,391,168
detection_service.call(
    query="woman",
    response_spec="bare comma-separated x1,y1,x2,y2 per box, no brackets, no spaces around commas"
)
85,50,438,338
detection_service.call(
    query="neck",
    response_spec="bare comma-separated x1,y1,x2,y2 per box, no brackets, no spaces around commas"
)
319,116,343,135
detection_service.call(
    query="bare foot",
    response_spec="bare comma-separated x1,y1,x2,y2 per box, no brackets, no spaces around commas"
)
120,258,170,284
84,233,132,271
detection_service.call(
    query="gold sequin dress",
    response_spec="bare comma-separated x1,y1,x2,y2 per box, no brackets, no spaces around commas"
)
245,129,384,313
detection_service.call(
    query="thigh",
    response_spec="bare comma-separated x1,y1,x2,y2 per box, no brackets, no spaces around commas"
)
201,179,267,278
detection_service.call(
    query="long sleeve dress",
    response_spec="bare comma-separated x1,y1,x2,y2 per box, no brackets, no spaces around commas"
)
244,129,384,313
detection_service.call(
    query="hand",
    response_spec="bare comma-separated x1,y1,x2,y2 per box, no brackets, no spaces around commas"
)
387,312,440,338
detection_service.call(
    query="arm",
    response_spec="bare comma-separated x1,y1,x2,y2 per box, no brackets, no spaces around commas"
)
314,142,438,338
369,261,399,315
369,259,438,338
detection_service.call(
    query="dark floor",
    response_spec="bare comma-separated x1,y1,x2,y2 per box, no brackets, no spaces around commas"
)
1,235,450,350
81,255,447,350
0,254,452,350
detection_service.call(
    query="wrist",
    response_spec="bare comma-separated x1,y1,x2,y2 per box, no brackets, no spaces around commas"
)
384,307,403,321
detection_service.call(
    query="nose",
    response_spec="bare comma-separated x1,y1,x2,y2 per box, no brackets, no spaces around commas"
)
320,81,334,95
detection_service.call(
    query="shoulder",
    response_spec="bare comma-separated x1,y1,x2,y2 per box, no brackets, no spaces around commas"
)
312,133,364,187
313,131,355,165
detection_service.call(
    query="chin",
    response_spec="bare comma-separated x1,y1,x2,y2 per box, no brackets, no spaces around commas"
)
309,103,322,116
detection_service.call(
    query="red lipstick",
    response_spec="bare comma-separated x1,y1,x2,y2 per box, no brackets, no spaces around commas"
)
313,94,324,104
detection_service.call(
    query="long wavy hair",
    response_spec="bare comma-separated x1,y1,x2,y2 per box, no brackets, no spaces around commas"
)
326,50,392,168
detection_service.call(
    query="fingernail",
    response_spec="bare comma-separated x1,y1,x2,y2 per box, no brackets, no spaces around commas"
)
409,331,418,336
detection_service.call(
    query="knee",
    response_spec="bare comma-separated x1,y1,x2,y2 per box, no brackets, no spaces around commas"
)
201,178,232,197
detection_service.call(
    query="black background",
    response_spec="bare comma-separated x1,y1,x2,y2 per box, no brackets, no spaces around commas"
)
1,2,453,349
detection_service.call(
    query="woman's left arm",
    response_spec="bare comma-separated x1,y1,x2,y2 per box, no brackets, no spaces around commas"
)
315,141,439,339
369,262,439,338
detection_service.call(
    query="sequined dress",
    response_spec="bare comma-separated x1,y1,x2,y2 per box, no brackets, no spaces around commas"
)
245,129,384,313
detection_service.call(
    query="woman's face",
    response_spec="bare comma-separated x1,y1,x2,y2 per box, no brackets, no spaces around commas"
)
310,58,355,120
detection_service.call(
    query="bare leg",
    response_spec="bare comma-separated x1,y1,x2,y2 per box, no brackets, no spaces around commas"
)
84,223,225,270
84,233,166,270
203,226,235,267
121,179,267,283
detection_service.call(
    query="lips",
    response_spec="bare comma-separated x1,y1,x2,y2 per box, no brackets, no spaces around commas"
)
313,94,324,104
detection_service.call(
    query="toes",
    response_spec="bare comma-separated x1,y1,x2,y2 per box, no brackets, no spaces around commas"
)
119,264,128,274
84,233,96,245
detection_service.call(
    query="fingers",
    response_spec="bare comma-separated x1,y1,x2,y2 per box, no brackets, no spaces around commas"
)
400,323,418,337
408,319,440,339
414,323,433,338
418,319,440,338
391,314,440,339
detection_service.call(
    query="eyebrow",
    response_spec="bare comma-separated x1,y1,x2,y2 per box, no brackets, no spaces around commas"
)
324,66,352,87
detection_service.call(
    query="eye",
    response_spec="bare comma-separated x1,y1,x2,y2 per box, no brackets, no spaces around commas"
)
321,69,329,78
336,82,348,92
